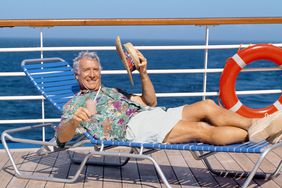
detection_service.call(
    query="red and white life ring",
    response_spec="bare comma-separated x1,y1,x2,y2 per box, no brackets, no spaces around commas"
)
219,44,282,118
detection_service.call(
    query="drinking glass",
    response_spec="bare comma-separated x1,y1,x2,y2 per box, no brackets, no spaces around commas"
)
85,98,97,116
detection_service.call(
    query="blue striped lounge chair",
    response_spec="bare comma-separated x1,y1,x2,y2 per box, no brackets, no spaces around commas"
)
1,57,282,188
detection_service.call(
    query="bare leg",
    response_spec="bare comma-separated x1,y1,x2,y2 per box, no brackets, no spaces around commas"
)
164,120,248,145
181,99,253,130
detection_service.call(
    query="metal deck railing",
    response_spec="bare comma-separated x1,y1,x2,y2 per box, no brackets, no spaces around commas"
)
0,17,282,140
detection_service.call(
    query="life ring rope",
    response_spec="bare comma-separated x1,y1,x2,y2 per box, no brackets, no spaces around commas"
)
229,100,243,112
232,53,246,68
274,100,282,111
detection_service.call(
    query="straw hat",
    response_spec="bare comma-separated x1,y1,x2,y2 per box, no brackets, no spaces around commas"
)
115,36,140,86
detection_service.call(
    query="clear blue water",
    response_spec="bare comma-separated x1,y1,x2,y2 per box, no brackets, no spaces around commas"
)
0,38,281,147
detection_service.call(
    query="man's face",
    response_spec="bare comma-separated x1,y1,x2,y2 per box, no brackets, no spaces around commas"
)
77,58,101,91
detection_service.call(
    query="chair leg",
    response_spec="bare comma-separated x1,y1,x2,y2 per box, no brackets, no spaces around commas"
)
1,132,84,183
241,143,282,188
191,150,266,179
1,124,57,177
17,152,94,183
191,142,282,188
271,160,282,177
202,157,266,179
86,150,172,188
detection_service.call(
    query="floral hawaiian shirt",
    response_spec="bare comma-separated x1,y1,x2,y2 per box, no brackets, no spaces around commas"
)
60,86,145,141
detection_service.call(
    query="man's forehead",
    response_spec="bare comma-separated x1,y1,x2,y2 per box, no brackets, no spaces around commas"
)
79,58,99,68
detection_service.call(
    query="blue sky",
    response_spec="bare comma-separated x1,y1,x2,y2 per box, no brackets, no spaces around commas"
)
0,0,282,41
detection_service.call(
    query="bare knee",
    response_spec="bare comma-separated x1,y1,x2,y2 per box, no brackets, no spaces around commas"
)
202,99,216,107
199,99,218,115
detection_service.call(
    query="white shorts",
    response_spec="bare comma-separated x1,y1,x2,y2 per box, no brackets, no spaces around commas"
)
125,106,184,143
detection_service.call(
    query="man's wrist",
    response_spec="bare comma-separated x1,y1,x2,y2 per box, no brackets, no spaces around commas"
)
69,118,80,129
140,72,149,79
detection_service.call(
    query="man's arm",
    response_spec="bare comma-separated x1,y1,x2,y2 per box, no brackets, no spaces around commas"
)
130,50,157,107
57,107,91,143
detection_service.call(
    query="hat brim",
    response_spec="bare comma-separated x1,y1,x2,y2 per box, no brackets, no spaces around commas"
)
115,36,137,86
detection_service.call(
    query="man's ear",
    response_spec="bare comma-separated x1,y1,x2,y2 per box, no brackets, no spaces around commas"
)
75,75,78,80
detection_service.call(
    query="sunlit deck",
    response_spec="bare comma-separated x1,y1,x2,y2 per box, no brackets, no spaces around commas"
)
0,146,281,188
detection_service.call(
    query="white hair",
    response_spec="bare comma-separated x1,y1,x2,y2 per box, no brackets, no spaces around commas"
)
73,51,102,75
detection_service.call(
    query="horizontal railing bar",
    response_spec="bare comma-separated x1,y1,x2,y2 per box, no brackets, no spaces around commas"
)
146,68,282,74
0,96,44,100
237,90,282,95
0,46,113,52
0,118,60,124
155,89,281,97
139,44,282,50
1,17,282,28
0,72,26,76
1,43,282,52
0,67,281,77
0,89,280,101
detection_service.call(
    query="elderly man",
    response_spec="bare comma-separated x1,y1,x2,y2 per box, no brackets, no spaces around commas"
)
56,50,282,147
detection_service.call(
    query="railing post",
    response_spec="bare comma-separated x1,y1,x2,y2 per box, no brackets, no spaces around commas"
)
40,31,46,142
202,26,209,100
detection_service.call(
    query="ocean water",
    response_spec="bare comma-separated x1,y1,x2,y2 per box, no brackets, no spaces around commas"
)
0,38,281,143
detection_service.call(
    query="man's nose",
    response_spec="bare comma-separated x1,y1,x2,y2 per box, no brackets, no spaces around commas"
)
89,70,95,78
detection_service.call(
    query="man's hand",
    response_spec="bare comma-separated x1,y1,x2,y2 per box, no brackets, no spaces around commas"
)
135,50,148,76
72,107,92,126
57,107,92,143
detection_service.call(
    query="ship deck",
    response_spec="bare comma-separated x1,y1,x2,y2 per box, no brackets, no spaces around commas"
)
0,146,281,188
